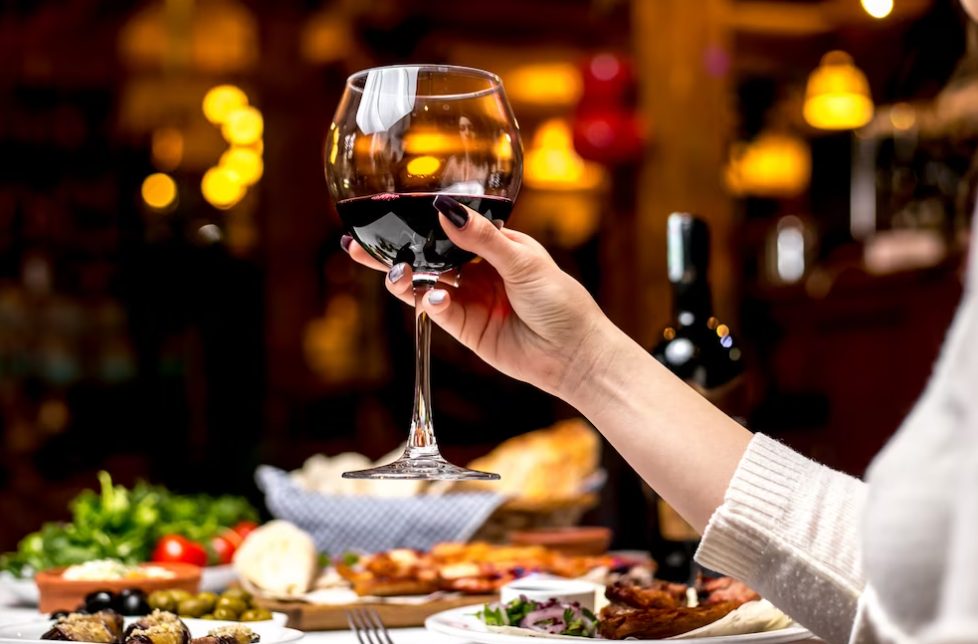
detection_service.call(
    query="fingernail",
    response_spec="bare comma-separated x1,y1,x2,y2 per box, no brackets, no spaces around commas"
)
388,263,405,283
340,235,353,253
429,289,447,305
433,195,469,229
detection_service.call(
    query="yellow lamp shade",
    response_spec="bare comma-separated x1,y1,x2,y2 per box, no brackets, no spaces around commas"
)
141,173,177,210
203,85,249,125
221,106,263,145
524,119,605,191
725,133,811,198
202,167,246,209
803,51,874,131
506,63,583,107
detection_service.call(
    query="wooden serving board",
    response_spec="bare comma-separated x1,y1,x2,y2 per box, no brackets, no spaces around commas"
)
253,594,497,631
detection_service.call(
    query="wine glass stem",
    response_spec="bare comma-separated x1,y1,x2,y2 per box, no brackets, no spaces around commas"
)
407,275,440,458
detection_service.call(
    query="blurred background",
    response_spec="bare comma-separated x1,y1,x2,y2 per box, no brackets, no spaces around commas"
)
0,0,974,552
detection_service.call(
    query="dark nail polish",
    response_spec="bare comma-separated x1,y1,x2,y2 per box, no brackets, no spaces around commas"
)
340,234,353,253
433,195,469,229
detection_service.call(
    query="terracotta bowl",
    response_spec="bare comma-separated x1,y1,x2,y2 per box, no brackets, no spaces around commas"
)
508,526,613,556
35,562,201,614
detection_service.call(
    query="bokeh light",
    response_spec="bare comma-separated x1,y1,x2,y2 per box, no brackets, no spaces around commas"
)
861,0,893,19
220,147,264,185
221,106,263,145
203,85,249,125
141,173,177,210
406,156,441,176
151,128,184,171
201,167,245,209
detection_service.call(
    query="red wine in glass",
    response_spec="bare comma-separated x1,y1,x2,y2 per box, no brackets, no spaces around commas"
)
337,193,513,274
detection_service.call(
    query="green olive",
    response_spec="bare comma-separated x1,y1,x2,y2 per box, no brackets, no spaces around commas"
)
239,609,272,622
178,598,208,618
216,596,247,616
169,589,193,604
201,614,215,621
147,591,177,613
196,592,219,614
220,588,252,604
212,607,238,621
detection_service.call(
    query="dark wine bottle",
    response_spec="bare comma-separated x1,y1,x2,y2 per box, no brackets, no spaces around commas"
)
648,213,746,583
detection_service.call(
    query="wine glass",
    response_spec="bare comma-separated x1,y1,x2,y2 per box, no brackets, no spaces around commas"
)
325,65,523,480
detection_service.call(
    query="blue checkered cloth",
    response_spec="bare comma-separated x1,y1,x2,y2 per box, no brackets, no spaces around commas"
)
255,466,507,555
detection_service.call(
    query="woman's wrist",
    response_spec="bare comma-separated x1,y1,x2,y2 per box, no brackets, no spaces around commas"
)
556,315,642,413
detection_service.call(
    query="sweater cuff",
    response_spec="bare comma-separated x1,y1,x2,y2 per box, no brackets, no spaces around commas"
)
695,433,813,581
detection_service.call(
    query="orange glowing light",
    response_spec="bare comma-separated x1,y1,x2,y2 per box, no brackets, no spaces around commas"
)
141,173,177,209
203,85,249,125
221,106,263,145
201,167,245,209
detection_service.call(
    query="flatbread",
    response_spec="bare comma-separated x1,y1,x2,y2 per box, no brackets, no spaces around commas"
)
669,600,793,639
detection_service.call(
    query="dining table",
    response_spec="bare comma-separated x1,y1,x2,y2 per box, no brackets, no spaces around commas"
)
0,587,823,644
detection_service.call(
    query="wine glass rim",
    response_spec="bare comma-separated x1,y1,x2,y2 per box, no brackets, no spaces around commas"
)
345,64,504,100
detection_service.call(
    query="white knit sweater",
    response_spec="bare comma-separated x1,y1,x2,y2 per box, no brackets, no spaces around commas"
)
696,251,978,644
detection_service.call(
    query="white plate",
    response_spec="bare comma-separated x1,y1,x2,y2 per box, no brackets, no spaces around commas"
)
0,566,238,607
424,606,815,644
0,616,301,644
0,575,38,606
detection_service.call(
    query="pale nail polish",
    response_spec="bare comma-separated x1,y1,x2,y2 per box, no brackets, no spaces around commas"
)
389,263,405,283
429,290,447,305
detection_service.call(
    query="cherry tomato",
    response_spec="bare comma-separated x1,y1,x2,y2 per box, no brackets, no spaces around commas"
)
152,534,208,567
210,530,242,565
231,521,259,540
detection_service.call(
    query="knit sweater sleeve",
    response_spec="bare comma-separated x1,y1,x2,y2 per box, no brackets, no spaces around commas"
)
694,433,868,644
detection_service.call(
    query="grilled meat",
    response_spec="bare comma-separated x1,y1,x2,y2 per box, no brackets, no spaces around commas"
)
696,575,761,606
605,580,689,610
598,602,739,640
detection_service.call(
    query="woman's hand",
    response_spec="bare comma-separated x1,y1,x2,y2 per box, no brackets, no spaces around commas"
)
342,195,612,400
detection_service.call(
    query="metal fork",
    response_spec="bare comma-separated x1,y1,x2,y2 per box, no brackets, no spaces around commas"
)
346,606,395,644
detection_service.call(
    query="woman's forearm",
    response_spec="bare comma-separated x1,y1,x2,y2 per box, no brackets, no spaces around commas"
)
563,317,753,534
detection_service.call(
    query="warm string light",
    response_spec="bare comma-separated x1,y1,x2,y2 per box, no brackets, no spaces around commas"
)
141,173,177,210
200,85,264,212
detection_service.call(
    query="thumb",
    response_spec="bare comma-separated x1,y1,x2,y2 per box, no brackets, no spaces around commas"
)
433,195,526,281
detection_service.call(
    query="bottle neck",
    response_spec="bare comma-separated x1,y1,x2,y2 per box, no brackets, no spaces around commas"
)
667,213,712,322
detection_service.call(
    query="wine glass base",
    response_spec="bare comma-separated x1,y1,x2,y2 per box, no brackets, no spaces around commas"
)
342,455,500,481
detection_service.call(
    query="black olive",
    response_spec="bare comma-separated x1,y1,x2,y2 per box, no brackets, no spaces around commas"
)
49,611,70,620
118,588,146,600
115,592,151,616
84,590,116,613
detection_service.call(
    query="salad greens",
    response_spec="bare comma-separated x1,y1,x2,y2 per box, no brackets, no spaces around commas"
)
477,597,598,638
0,471,259,578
